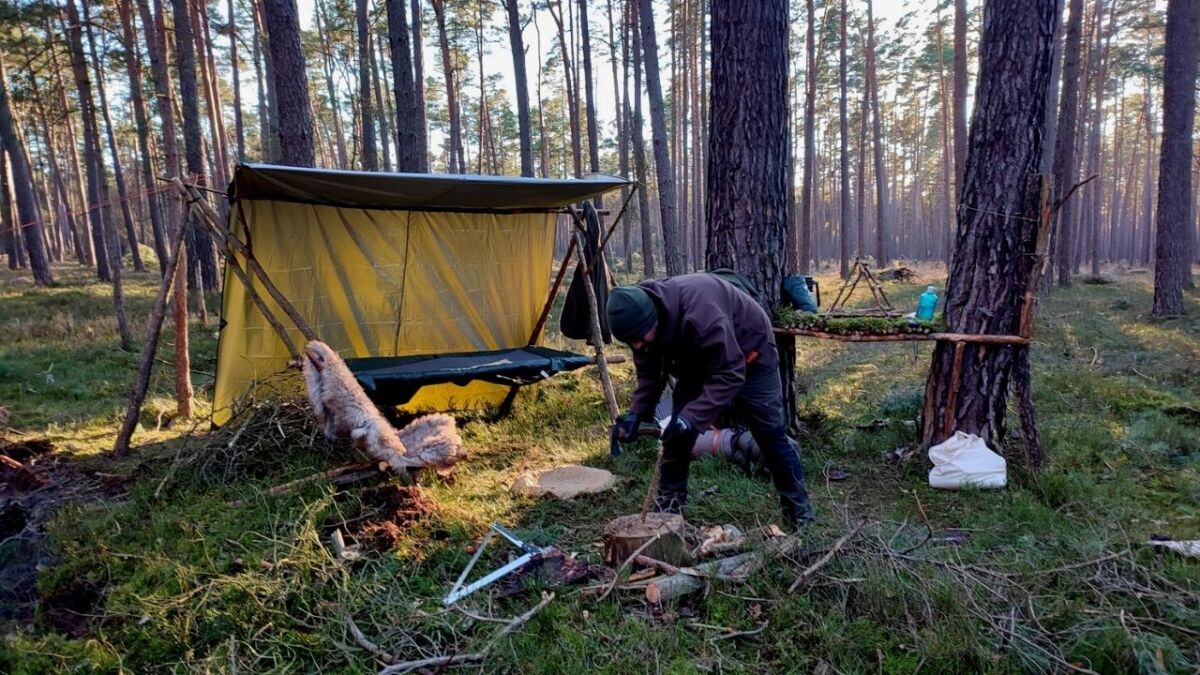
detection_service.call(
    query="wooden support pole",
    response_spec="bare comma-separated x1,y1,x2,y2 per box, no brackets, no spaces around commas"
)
171,178,317,343
112,211,189,457
942,341,968,438
528,232,579,346
174,177,316,338
572,222,620,421
596,184,638,269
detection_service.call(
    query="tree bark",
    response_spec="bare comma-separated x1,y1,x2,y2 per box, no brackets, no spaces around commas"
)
1052,0,1083,287
799,0,816,275
229,0,246,160
837,0,850,279
387,0,425,171
261,0,315,166
411,0,428,168
357,0,378,170
82,0,145,274
172,0,219,289
952,0,968,204
631,3,654,277
0,60,53,286
865,0,888,266
705,0,788,307
922,0,1057,449
548,0,582,176
637,0,681,276
579,0,601,201
505,0,535,176
118,0,169,272
64,0,132,346
430,0,462,173
62,0,112,281
1152,0,1199,316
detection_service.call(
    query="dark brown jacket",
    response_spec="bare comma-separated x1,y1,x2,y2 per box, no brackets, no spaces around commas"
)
629,273,778,429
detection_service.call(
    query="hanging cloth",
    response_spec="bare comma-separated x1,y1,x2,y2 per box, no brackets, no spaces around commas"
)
559,202,612,344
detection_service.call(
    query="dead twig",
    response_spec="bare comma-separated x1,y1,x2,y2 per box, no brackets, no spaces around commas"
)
708,621,769,643
377,653,484,675
788,522,866,593
633,555,680,576
345,615,397,664
230,462,381,507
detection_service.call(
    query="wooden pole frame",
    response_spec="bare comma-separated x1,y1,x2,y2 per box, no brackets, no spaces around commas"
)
112,195,191,456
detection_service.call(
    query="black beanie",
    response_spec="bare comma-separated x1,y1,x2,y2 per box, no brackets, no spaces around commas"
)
606,286,657,343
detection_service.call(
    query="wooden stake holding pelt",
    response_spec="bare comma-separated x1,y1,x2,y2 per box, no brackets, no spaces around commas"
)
603,446,692,567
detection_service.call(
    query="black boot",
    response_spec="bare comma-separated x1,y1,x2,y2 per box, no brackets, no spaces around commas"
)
779,488,815,528
652,481,688,514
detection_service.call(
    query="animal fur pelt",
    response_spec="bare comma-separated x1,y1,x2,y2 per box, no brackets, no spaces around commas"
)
301,341,466,474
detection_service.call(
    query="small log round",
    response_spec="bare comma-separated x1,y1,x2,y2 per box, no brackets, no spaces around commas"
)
602,513,691,567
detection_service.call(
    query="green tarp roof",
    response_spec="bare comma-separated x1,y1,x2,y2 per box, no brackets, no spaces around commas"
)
231,163,633,212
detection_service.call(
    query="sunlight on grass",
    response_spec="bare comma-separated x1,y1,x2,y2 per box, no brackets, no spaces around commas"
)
2,263,1198,672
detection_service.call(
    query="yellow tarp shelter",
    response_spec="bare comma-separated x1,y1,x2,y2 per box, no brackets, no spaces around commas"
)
213,164,632,425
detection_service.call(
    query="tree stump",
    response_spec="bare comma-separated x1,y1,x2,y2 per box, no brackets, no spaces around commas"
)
602,513,691,567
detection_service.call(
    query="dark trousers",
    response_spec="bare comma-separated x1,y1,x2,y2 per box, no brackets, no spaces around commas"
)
661,359,813,524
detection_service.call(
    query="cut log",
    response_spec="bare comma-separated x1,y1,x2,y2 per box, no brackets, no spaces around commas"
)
602,512,691,567
642,533,813,604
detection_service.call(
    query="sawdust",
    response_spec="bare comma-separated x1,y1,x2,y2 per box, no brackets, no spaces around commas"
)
349,485,436,552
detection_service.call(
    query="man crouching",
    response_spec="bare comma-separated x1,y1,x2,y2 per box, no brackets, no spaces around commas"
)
607,273,814,528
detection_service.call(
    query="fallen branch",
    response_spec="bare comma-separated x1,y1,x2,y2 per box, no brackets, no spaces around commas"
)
709,621,769,643
345,615,397,664
230,462,381,506
633,555,680,576
788,521,865,592
483,591,554,652
377,653,484,674
375,593,553,674
642,534,817,604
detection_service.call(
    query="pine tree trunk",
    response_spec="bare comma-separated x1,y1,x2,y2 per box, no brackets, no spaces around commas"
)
578,0,601,185
631,4,654,277
922,0,1057,449
548,0,582,176
865,0,888,266
952,0,968,204
172,0,219,290
705,0,788,306
1152,0,1199,316
118,0,169,272
251,0,276,160
357,0,378,170
0,60,53,286
506,0,535,176
430,0,462,173
1053,0,1083,287
63,0,115,287
799,0,816,275
195,0,231,184
262,0,315,166
45,29,95,267
387,0,423,171
637,0,681,275
411,0,428,168
229,0,246,160
837,0,850,279
82,0,144,274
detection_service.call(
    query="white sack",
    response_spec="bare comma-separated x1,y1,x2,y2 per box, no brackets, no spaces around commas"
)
928,431,1007,489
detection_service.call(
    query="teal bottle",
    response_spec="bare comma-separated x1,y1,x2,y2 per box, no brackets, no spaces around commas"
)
916,286,938,321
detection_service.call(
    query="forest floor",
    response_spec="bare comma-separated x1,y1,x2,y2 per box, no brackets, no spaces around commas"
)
1,262,1199,673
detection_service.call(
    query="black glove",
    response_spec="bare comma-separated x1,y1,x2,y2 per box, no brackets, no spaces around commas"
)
614,411,642,442
660,415,700,455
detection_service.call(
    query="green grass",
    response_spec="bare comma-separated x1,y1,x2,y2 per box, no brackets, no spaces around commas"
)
2,262,1199,673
